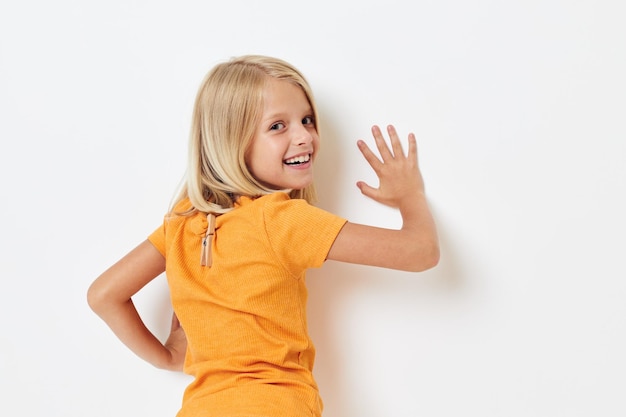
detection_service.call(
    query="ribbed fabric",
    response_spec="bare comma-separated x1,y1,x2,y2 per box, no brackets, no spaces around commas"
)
148,192,347,417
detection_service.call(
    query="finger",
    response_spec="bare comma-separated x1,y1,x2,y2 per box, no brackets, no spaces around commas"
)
407,132,418,165
387,125,406,159
171,312,180,330
357,139,383,171
356,181,380,200
371,125,394,162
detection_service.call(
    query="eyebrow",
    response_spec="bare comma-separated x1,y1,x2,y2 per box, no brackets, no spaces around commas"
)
262,107,314,122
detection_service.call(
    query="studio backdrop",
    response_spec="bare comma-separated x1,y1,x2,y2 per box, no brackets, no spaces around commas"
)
1,1,624,416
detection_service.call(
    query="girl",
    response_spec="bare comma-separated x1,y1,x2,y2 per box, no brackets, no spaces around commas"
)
87,55,439,417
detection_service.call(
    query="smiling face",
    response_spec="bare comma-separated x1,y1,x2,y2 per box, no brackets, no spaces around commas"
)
245,76,319,191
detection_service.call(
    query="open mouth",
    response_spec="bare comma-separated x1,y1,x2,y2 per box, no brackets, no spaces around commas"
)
283,154,311,165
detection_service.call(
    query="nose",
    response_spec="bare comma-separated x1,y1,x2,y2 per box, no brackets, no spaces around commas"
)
292,124,313,146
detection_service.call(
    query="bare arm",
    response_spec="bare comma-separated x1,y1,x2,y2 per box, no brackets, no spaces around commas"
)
87,240,187,371
327,125,439,272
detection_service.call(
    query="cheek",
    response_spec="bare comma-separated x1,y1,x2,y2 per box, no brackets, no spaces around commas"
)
312,136,321,155
243,143,262,174
242,149,252,172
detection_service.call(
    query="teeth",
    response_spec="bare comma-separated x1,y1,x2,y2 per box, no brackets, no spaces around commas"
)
284,154,311,165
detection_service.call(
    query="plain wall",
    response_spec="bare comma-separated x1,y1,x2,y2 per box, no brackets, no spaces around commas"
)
1,1,625,416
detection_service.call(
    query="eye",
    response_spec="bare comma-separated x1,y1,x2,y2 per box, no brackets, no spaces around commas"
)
302,116,315,126
270,122,285,131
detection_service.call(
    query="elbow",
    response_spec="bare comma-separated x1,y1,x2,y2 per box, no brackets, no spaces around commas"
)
407,241,440,272
423,243,441,271
86,282,103,315
86,278,112,316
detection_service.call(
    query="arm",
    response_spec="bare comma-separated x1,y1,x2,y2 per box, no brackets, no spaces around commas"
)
87,240,187,371
327,125,439,272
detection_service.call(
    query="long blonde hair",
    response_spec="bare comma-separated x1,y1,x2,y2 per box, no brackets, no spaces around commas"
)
172,55,319,215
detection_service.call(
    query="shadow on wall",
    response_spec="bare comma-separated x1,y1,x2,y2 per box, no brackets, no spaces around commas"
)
307,113,465,415
312,104,346,218
307,221,463,414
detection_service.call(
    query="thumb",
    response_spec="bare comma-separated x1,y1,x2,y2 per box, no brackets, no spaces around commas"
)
356,181,379,200
171,312,181,330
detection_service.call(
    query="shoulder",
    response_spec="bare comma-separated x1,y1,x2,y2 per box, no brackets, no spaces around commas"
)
171,198,194,214
158,198,207,236
257,192,317,219
255,193,347,270
234,192,302,217
257,192,346,233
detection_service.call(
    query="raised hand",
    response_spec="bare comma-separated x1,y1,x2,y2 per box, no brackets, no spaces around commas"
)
356,125,425,211
327,124,438,271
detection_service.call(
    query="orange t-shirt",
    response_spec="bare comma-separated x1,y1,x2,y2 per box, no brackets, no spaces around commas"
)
148,192,347,417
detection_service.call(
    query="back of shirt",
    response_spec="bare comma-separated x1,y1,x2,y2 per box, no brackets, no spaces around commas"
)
148,192,347,417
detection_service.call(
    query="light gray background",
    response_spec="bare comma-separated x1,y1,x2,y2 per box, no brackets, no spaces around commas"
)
1,1,625,416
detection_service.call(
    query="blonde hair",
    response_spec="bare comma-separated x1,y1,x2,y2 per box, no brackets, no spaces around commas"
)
171,55,319,216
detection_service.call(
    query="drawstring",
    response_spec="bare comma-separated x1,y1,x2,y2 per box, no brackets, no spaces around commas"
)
200,213,216,267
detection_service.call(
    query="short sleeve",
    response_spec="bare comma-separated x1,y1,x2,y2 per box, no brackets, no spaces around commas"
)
148,221,167,257
147,199,194,258
263,196,347,275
